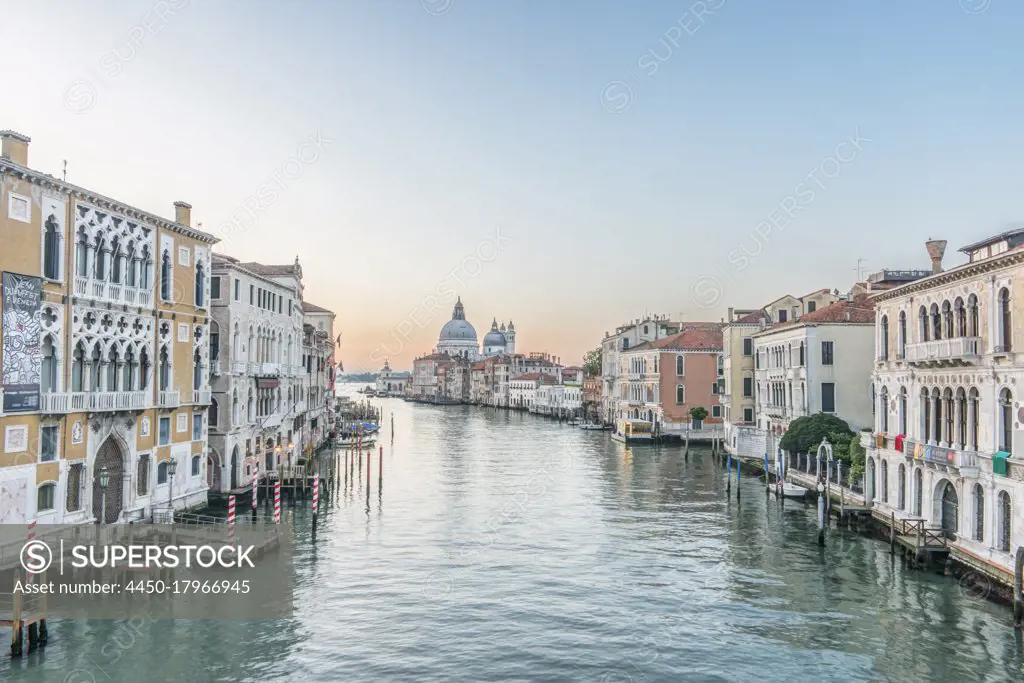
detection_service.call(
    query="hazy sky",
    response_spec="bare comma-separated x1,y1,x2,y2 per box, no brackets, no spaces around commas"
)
3,0,1022,371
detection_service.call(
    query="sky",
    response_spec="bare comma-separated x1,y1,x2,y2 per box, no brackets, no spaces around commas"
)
3,0,1023,371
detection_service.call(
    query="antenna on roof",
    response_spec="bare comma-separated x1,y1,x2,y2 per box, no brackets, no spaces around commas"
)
854,258,867,281
62,160,67,181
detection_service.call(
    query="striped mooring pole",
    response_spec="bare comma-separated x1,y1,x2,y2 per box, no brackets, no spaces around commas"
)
227,495,237,546
312,474,319,536
252,464,259,509
273,480,282,524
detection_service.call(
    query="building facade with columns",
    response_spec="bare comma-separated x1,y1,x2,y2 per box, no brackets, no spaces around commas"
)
208,255,306,491
867,236,1024,579
0,129,216,525
301,302,337,457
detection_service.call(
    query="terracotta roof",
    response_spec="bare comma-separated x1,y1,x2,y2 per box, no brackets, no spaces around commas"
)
628,323,723,352
800,287,833,300
415,353,450,362
239,262,298,278
734,309,770,324
302,301,333,314
471,362,487,370
759,295,874,332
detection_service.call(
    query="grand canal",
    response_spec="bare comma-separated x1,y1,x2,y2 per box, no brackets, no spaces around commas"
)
5,392,1024,682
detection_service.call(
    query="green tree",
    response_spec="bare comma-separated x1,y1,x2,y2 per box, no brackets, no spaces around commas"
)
689,406,709,422
583,347,602,378
779,412,855,460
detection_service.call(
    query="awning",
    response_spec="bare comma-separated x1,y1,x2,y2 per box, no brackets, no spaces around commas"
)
993,451,1010,476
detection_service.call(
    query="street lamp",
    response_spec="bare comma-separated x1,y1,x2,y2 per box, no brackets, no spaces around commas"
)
98,466,109,526
168,457,178,516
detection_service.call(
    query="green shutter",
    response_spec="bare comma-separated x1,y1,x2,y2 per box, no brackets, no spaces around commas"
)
993,451,1010,476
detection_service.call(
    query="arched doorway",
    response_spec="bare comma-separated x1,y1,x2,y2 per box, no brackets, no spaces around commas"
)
940,480,959,538
92,437,124,524
230,446,240,490
207,449,221,492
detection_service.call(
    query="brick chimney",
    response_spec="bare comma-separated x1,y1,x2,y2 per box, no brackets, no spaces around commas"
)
926,239,947,275
0,131,30,166
174,201,192,227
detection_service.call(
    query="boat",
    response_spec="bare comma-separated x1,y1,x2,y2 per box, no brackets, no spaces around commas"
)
611,419,654,444
579,422,605,431
777,482,809,499
338,431,378,447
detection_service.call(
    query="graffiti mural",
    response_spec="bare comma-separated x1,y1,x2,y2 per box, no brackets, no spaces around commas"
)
2,272,43,413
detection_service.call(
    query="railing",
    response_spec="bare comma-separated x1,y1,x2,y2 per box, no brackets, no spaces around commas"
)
259,363,280,376
231,360,247,374
73,276,154,309
192,389,212,405
905,336,982,364
41,392,71,413
898,518,948,548
158,390,181,408
248,362,261,375
85,391,148,411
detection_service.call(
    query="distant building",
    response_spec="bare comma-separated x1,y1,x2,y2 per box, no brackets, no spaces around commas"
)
600,315,681,425
375,359,411,396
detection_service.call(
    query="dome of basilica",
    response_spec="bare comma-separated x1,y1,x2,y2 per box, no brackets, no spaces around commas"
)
438,297,477,341
483,319,506,347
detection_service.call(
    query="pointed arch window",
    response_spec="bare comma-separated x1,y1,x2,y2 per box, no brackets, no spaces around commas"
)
90,345,102,392
43,216,61,281
899,386,908,435
968,294,979,337
160,251,172,301
41,336,58,394
879,386,889,432
955,297,966,337
898,311,907,357
159,346,171,391
110,236,122,283
942,301,953,339
71,342,85,392
930,303,941,340
919,306,929,342
76,228,89,278
880,460,889,503
999,287,1012,351
193,349,203,392
107,347,120,391
209,397,219,427
999,388,1013,452
93,234,106,280
898,463,906,510
974,484,984,542
126,241,138,287
998,491,1012,552
141,246,152,290
140,347,150,392
879,315,889,361
124,347,136,390
195,261,206,307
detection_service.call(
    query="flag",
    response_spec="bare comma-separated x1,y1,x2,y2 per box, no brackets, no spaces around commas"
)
336,333,341,346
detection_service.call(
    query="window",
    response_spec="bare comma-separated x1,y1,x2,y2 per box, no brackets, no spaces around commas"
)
712,405,721,418
879,387,889,432
675,385,685,404
234,278,240,301
821,341,834,365
899,386,908,435
288,299,292,316
43,215,61,280
41,335,57,394
191,455,201,477
879,315,889,361
158,462,169,485
160,251,172,301
673,356,683,375
913,468,923,516
806,301,816,313
193,413,203,441
37,483,56,512
898,464,906,509
898,311,907,357
138,454,151,496
211,275,221,300
250,284,255,305
778,309,787,323
712,383,719,395
999,287,1012,351
9,193,30,223
209,398,219,427
742,377,753,398
998,490,1012,552
743,407,754,422
159,417,171,445
40,424,59,462
974,484,984,542
881,461,888,503
66,464,84,512
742,338,753,356
1000,388,1013,452
821,382,835,413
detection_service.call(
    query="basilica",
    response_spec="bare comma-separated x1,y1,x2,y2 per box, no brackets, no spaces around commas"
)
436,297,516,360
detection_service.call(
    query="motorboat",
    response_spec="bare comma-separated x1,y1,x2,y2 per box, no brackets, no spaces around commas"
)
579,422,605,431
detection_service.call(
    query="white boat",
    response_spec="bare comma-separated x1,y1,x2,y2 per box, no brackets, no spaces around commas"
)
568,418,583,426
339,431,377,447
579,422,605,431
777,482,809,499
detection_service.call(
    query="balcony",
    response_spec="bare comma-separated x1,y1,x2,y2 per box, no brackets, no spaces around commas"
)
192,389,211,405
231,361,247,375
210,359,221,376
257,363,280,377
73,276,153,309
158,390,180,408
905,336,982,366
902,438,980,477
42,391,148,413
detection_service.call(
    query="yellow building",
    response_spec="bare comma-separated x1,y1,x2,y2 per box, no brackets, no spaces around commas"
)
0,129,217,525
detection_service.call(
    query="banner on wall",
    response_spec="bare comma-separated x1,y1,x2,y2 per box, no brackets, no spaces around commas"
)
2,272,43,413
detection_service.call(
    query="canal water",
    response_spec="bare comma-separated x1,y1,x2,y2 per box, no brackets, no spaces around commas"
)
5,392,1024,682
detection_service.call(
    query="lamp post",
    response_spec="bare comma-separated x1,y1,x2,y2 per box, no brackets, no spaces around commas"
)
98,466,109,526
168,458,177,517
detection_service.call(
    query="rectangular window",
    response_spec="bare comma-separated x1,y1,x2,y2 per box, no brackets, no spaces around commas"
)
137,455,151,495
234,278,240,301
288,299,292,316
210,276,221,299
743,377,753,398
40,425,59,462
193,413,203,440
158,462,168,485
712,383,719,395
742,338,753,356
66,464,84,512
778,310,788,323
676,356,684,375
37,484,55,512
807,301,816,313
743,407,754,422
821,341,835,366
8,193,31,223
159,417,171,445
250,284,255,305
821,382,836,413
712,405,721,418
676,385,685,404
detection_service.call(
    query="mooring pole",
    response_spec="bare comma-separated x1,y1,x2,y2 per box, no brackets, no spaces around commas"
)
764,452,771,497
252,464,259,522
838,460,845,521
378,445,383,490
312,474,319,539
736,458,741,502
1014,546,1024,629
890,511,896,555
817,482,826,547
726,453,732,497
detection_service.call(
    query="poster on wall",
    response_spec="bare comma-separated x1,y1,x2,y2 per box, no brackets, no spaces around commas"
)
2,273,42,413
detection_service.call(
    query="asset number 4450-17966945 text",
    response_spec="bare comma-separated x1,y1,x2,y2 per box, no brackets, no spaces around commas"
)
124,580,251,594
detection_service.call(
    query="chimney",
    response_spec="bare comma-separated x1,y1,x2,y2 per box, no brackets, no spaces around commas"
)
727,306,734,322
926,239,947,274
0,131,30,166
844,311,851,322
174,201,192,227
